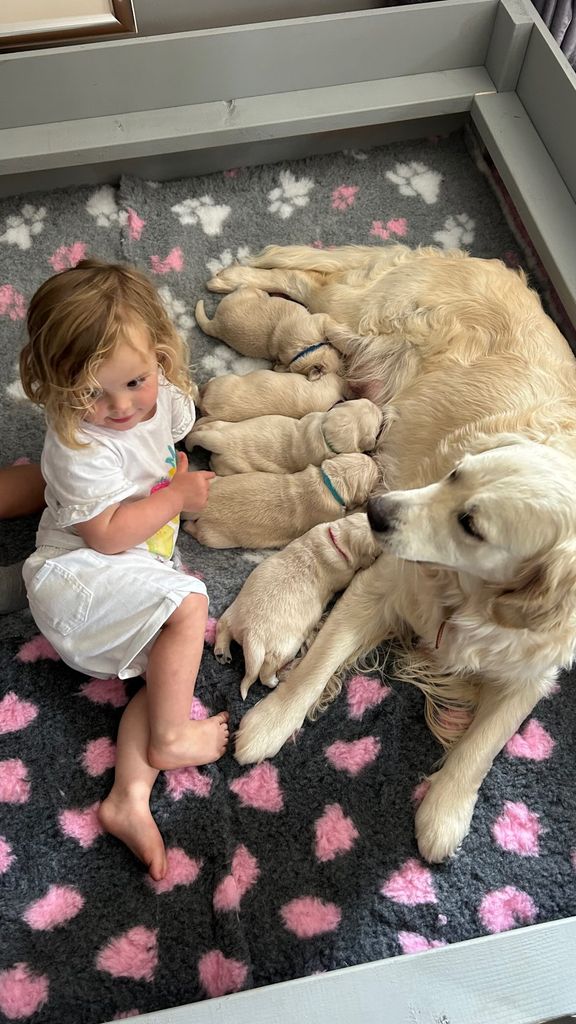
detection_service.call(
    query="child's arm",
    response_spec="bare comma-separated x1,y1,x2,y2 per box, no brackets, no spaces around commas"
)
75,452,214,555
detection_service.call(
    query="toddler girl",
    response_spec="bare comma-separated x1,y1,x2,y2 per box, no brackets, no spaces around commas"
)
20,258,229,880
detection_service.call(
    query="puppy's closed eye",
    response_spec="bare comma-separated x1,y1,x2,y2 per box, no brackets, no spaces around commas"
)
458,511,484,541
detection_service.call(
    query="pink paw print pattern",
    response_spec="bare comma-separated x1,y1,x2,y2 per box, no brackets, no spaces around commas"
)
0,963,49,1020
492,801,542,856
49,242,87,271
150,247,184,274
0,284,26,320
331,185,359,210
370,217,408,241
126,207,146,241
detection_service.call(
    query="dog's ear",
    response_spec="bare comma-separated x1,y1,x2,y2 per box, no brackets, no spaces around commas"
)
490,545,576,631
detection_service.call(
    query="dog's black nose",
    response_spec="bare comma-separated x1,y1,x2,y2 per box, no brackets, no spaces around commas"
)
367,496,396,534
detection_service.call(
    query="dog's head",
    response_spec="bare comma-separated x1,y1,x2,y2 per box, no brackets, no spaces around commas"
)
289,344,342,380
322,399,384,454
367,441,576,631
322,453,380,510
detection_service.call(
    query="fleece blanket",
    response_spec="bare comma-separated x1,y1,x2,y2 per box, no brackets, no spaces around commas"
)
1,131,575,1024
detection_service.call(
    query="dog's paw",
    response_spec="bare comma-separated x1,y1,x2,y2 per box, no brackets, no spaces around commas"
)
214,647,232,665
206,265,254,293
235,689,295,764
414,773,477,863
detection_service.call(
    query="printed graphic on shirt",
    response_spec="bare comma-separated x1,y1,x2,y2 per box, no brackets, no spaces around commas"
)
146,446,180,558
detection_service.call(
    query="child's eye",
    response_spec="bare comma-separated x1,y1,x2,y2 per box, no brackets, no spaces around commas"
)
127,375,148,389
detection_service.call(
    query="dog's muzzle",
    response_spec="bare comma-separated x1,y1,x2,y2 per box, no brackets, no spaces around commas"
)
367,495,400,537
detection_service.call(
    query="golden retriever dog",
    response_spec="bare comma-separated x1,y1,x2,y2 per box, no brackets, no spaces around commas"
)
211,243,576,864
196,285,342,378
199,369,345,421
182,453,379,549
214,513,381,698
186,399,383,475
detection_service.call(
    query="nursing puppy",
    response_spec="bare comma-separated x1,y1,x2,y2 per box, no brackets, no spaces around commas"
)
182,453,379,548
199,369,346,422
196,286,342,378
212,243,576,866
186,399,383,475
214,513,381,697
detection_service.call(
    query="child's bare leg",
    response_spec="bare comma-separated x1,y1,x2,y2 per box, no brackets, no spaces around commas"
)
0,464,45,518
98,687,166,880
146,593,230,770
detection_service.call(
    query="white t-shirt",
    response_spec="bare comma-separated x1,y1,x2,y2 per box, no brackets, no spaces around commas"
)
36,379,196,561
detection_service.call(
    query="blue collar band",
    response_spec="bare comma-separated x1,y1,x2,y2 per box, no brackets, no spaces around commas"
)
320,468,346,507
289,341,330,365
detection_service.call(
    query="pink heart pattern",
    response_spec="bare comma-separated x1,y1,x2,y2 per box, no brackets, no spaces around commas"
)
280,897,342,938
346,675,391,720
0,759,30,803
96,927,158,981
0,963,49,1019
325,736,381,775
16,636,60,663
148,848,202,894
213,845,260,911
505,719,556,760
478,886,537,933
0,692,38,734
198,950,248,997
382,859,437,905
492,801,542,856
59,802,103,848
79,677,128,707
314,803,359,861
165,766,212,801
23,885,85,930
397,931,447,954
230,763,284,812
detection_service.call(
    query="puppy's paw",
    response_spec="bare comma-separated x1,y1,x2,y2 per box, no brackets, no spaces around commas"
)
235,689,296,764
414,773,477,863
206,265,254,293
214,647,232,666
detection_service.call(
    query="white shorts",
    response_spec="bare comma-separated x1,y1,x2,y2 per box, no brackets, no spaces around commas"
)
23,546,208,680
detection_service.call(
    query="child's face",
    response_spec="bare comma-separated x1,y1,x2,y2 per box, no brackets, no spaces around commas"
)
84,321,159,431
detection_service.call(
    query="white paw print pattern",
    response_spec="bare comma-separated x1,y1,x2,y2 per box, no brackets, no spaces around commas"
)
85,185,126,228
343,149,368,161
200,342,270,378
0,205,46,250
433,214,476,249
268,171,314,219
158,286,194,337
241,550,274,565
171,196,231,236
206,246,251,277
386,162,442,205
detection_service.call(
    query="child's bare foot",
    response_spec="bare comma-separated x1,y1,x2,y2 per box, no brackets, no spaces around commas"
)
148,712,229,771
99,791,167,880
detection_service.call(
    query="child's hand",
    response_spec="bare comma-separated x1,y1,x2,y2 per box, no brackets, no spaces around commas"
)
171,452,215,512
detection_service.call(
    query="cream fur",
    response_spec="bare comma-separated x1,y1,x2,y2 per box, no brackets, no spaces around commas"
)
217,243,576,863
197,285,342,377
214,513,381,698
182,453,379,549
198,369,346,421
186,399,383,475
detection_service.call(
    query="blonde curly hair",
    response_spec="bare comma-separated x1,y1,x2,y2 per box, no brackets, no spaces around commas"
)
20,258,195,447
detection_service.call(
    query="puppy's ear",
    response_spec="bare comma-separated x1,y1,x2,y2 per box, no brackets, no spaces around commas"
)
490,545,576,632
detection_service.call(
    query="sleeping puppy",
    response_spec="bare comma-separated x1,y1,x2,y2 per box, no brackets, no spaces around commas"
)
196,286,342,378
182,453,379,548
186,399,384,475
199,369,346,421
214,513,381,697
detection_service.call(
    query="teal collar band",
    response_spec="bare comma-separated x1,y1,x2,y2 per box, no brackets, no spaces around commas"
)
289,341,330,365
320,468,346,508
320,424,340,455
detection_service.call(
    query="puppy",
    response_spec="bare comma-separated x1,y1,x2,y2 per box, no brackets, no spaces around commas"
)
186,399,384,475
214,513,381,697
197,286,342,378
199,369,346,422
182,453,379,548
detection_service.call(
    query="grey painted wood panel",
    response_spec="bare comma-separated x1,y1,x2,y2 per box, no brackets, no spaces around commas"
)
516,21,576,205
101,917,576,1024
133,0,384,35
472,89,576,325
0,0,498,130
485,0,533,90
0,68,494,178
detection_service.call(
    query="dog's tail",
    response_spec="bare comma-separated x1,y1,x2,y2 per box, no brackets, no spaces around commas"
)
248,244,384,274
194,299,217,337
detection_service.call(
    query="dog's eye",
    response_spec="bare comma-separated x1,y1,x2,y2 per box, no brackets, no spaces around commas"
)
458,511,484,541
447,468,460,482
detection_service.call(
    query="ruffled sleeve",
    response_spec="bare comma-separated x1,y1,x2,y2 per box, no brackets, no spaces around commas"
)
41,431,138,528
167,381,197,441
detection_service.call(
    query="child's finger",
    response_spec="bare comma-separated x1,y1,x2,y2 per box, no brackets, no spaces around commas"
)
175,451,189,473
